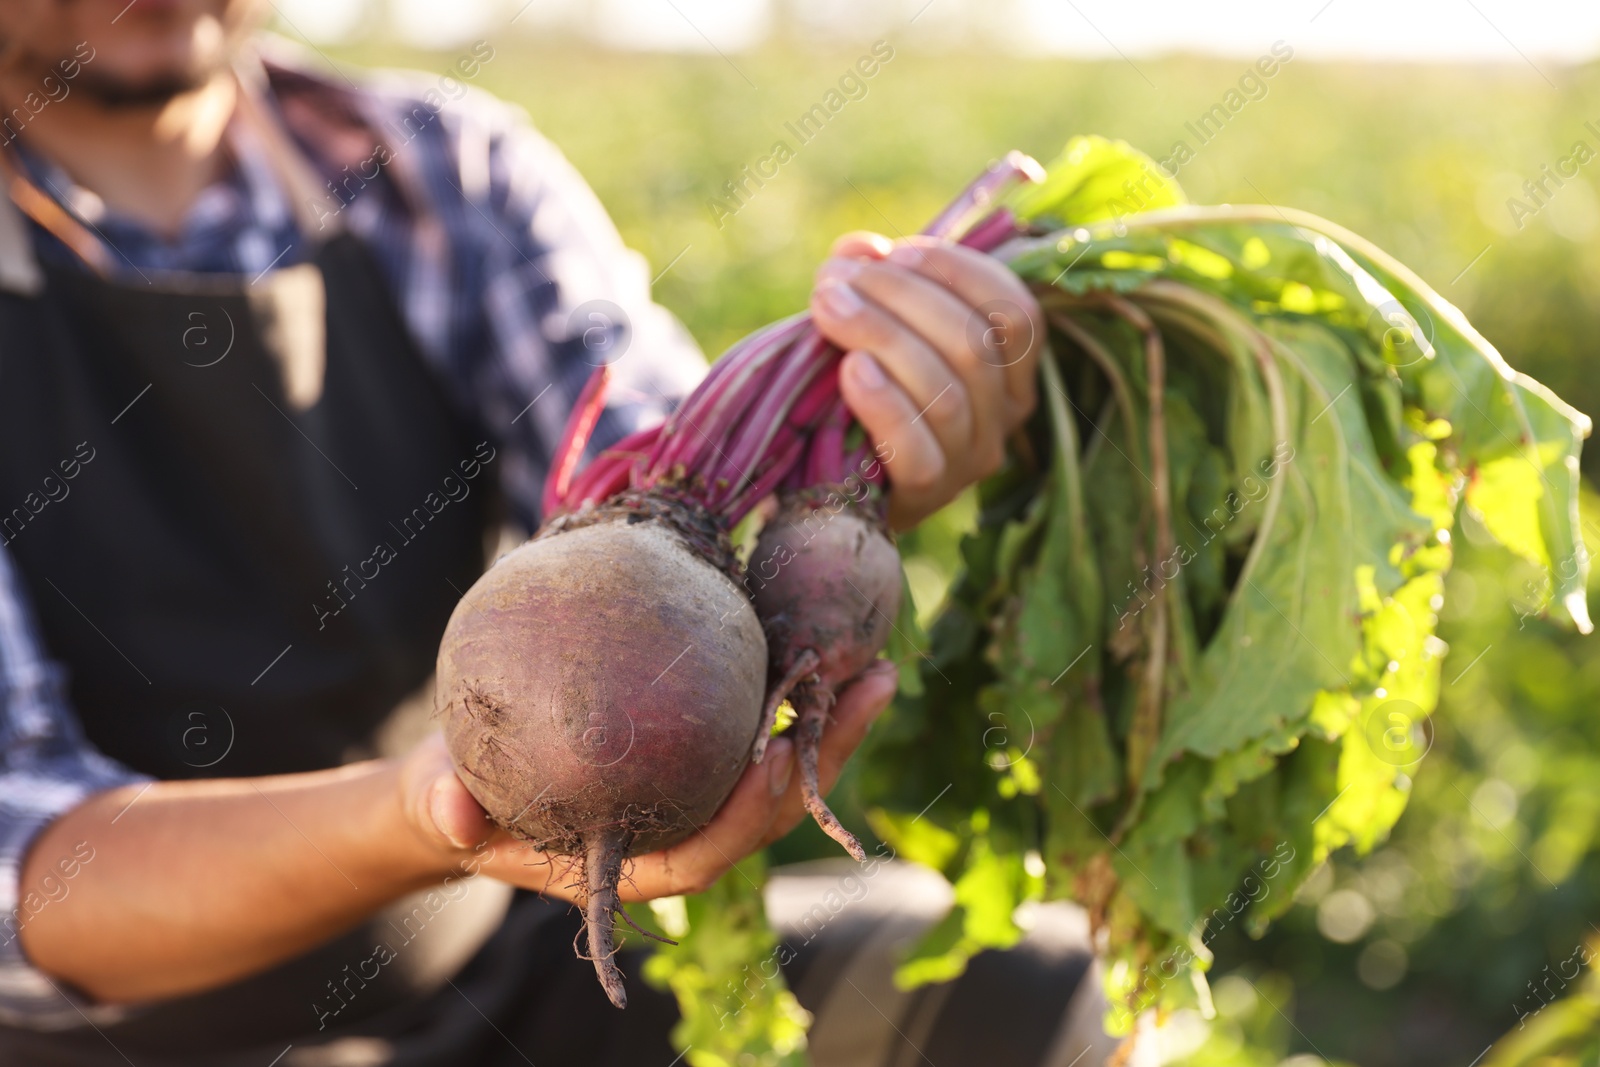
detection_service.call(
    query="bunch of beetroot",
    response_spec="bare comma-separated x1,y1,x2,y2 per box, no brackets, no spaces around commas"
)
435,154,1040,1007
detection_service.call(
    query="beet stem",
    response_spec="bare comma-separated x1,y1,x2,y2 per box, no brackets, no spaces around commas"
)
722,433,806,527
583,833,629,1009
919,151,1041,241
721,334,830,480
957,207,1024,252
542,365,612,517
547,162,1042,520
796,693,866,861
751,647,821,764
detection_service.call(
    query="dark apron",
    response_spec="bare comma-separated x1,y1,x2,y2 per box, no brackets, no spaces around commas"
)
0,235,493,779
0,78,680,1066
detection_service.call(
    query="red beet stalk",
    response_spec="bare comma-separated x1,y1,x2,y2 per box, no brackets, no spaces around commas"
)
542,151,1041,523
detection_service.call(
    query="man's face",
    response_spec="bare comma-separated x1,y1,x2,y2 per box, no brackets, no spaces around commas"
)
0,0,263,104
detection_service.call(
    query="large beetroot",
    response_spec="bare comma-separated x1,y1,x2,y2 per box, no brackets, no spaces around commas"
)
437,154,1043,1008
438,492,765,1006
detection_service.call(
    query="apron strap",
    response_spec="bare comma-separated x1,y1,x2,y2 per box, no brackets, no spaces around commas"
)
0,150,102,289
0,180,45,296
230,53,346,238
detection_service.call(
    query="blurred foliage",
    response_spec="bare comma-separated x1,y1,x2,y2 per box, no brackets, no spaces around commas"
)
324,38,1600,1065
1482,949,1600,1067
1200,499,1600,1066
637,855,810,1067
1166,971,1359,1067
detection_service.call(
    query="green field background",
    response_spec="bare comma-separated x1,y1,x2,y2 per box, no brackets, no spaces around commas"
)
327,36,1600,1066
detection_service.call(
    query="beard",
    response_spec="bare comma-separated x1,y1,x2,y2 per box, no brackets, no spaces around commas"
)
72,65,217,108
0,0,245,110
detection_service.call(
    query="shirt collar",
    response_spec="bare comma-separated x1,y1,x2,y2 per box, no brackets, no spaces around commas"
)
11,111,294,252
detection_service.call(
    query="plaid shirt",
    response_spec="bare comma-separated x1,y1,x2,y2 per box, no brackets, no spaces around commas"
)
0,45,706,1027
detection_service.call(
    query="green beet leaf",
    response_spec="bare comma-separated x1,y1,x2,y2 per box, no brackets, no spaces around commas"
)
860,136,1590,1033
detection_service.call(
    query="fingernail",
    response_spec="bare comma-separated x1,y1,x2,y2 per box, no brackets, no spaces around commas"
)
859,233,894,256
866,662,899,707
867,658,899,678
768,740,795,796
872,662,899,700
819,256,864,282
848,351,887,390
886,244,924,267
428,781,464,848
816,280,864,318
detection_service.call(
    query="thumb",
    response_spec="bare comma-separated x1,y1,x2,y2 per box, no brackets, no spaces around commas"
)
427,775,494,851
402,732,494,852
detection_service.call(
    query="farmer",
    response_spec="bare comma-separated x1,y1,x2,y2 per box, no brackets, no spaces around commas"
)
0,2,1107,1064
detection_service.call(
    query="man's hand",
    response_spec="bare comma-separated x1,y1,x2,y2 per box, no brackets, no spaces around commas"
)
402,660,898,900
811,232,1045,529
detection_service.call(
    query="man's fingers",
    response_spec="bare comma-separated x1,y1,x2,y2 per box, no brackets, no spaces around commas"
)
426,776,494,852
621,735,791,899
402,732,495,852
825,232,1040,429
811,276,976,460
818,255,1005,467
814,661,897,788
883,238,1041,429
469,829,581,901
764,660,898,844
473,659,896,901
829,230,893,260
838,350,947,494
475,740,787,903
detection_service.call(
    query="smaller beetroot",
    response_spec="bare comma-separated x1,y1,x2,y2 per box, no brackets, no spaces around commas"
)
747,487,902,859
